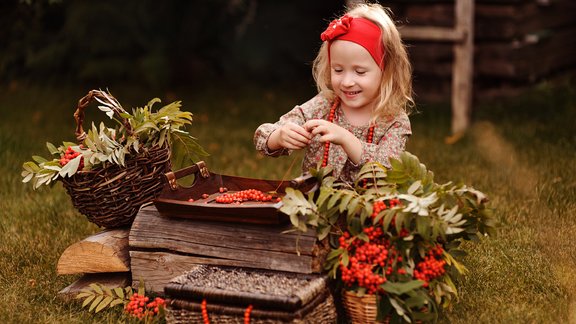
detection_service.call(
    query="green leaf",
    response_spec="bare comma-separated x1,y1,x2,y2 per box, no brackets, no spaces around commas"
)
341,251,349,267
318,224,331,240
110,299,125,307
327,191,342,210
114,287,125,299
32,155,48,164
75,292,92,299
89,295,103,312
339,193,354,213
147,97,162,107
289,213,301,229
89,283,103,295
81,295,95,308
325,248,344,261
46,142,59,155
22,161,40,173
416,215,432,239
381,280,424,295
95,296,113,312
407,180,421,194
347,196,361,218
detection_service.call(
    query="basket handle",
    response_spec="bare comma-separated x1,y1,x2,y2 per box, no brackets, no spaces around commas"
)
73,89,134,142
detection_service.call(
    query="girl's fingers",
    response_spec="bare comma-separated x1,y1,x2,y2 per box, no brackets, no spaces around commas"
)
288,123,312,140
303,119,323,132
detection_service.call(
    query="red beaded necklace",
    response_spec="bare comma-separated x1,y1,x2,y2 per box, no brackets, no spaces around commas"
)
321,98,376,167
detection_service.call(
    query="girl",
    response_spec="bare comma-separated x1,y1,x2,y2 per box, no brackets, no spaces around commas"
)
254,3,414,183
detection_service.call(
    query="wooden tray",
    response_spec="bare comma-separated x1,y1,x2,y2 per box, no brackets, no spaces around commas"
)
153,161,318,225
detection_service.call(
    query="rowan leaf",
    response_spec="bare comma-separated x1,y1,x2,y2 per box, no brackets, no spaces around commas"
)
81,295,95,308
95,296,113,312
89,295,103,312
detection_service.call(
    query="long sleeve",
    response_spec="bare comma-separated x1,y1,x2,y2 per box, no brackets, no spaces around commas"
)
254,94,331,157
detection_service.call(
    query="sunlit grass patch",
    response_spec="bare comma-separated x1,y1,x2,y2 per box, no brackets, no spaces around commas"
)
1,81,575,322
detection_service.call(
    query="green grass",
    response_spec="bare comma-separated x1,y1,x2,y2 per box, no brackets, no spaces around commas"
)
1,79,575,323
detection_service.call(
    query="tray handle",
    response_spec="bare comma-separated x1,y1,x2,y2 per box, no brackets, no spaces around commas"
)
165,161,209,190
289,172,318,192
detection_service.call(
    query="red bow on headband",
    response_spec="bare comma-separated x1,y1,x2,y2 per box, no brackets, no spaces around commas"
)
321,15,353,42
320,14,385,68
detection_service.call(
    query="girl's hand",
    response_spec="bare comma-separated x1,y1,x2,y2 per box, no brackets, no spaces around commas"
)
304,119,363,164
303,119,348,145
268,122,312,150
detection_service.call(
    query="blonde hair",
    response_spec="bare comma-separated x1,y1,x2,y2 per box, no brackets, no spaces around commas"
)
312,3,414,120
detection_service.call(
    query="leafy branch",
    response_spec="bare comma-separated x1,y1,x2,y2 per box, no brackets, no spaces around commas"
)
279,151,498,322
76,282,137,313
22,90,209,188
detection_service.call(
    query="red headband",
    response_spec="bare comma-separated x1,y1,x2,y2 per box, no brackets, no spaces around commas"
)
321,15,385,68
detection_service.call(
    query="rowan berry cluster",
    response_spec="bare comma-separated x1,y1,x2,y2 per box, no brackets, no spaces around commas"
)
371,199,401,218
215,189,274,204
59,146,84,170
371,199,408,237
414,245,446,287
124,293,165,320
339,226,405,294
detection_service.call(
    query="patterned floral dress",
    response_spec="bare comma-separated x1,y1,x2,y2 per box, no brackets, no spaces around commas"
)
254,93,412,183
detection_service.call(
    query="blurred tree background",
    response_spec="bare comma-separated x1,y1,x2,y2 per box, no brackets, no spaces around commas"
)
1,0,346,92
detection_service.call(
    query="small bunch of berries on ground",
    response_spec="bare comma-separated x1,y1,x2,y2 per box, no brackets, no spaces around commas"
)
124,293,165,320
59,146,84,169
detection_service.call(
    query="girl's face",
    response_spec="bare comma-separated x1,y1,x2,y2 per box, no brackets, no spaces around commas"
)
329,40,382,115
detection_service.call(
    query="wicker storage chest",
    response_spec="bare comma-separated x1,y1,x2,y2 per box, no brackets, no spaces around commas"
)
164,265,337,323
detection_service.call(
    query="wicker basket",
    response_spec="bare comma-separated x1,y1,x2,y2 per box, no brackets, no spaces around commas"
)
164,265,337,324
343,290,387,324
60,90,171,228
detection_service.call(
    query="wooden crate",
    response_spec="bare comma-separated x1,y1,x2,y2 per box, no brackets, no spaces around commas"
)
129,206,328,294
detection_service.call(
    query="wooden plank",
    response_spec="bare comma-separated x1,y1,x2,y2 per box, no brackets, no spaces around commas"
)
475,2,576,40
450,0,474,138
130,206,317,256
130,250,325,295
58,272,130,300
475,27,576,79
400,26,465,42
130,251,202,295
57,228,130,275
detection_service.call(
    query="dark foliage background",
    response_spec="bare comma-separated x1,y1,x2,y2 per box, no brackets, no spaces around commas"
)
1,0,345,91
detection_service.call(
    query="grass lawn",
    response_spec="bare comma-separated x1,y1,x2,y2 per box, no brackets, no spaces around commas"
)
0,79,574,323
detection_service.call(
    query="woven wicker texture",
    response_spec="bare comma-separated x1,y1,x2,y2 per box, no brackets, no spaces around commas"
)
343,290,387,324
60,90,171,228
165,295,336,324
164,265,337,323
